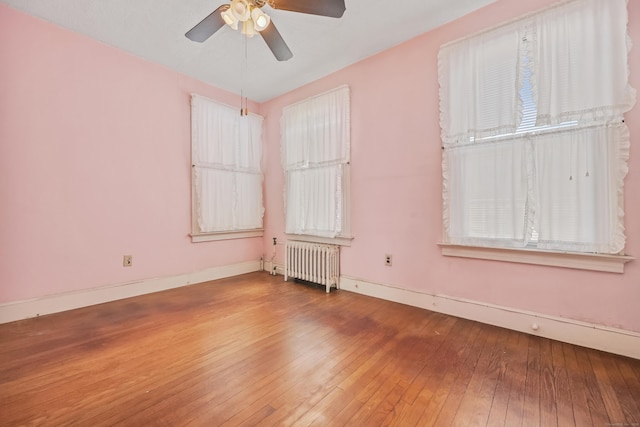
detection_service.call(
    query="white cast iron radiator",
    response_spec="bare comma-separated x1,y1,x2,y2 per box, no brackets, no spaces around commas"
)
284,241,340,293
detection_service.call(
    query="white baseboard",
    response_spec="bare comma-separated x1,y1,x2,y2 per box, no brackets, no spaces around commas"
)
0,261,261,324
340,276,640,360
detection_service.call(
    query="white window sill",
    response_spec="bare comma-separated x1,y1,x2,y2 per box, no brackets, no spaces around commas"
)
438,243,634,273
286,234,354,247
191,229,263,243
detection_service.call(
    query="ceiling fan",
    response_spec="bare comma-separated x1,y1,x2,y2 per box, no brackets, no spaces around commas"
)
185,0,346,61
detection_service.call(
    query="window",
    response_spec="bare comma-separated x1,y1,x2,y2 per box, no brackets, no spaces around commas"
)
281,85,351,242
439,0,635,256
190,95,264,242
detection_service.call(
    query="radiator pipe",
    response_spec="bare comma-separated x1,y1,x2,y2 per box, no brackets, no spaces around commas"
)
269,237,278,275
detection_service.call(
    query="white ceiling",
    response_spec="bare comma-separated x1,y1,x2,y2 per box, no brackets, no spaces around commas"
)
1,0,495,102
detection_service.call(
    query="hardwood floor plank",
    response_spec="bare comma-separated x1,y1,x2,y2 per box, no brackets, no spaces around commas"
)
346,313,450,425
323,395,365,426
483,329,517,427
419,321,489,426
500,331,529,426
574,345,611,426
223,330,386,426
449,324,504,426
224,296,419,426
347,378,402,425
310,312,440,424
632,356,640,382
260,311,424,425
468,327,513,427
1,272,640,426
342,314,455,426
589,350,627,424
219,331,379,426
562,343,599,427
381,315,463,426
550,339,575,426
92,305,332,425
599,352,640,424
393,314,460,405
153,327,338,425
297,387,353,427
616,356,640,414
415,321,485,426
230,404,276,426
521,335,542,427
185,291,390,425
539,338,559,427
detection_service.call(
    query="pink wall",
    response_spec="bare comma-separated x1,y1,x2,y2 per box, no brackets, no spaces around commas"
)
0,4,262,303
2,0,639,334
262,0,640,333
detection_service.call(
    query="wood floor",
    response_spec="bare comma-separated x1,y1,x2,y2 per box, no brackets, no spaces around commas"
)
1,272,639,426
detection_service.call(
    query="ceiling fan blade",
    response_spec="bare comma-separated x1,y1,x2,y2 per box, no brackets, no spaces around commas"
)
185,5,228,43
260,21,293,61
270,0,346,18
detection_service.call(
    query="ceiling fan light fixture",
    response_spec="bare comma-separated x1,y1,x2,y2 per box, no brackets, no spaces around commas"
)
242,19,258,38
230,0,251,21
221,8,239,30
251,8,270,31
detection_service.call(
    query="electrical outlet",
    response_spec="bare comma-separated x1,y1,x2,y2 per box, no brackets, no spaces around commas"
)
385,254,392,266
123,255,133,267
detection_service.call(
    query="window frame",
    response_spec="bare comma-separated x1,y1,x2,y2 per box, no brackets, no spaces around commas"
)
190,95,264,243
281,85,352,244
438,0,634,272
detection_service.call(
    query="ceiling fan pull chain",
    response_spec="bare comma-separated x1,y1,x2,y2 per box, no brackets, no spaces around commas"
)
239,33,247,116
240,88,244,116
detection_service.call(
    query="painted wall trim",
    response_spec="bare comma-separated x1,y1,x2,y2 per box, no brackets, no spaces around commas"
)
0,261,261,324
191,229,264,242
439,243,634,273
285,234,354,247
340,275,640,360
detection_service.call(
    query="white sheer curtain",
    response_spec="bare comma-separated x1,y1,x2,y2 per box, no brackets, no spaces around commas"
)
191,95,264,233
438,21,526,145
444,138,532,247
533,124,629,253
533,0,636,126
281,86,350,238
440,0,634,254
